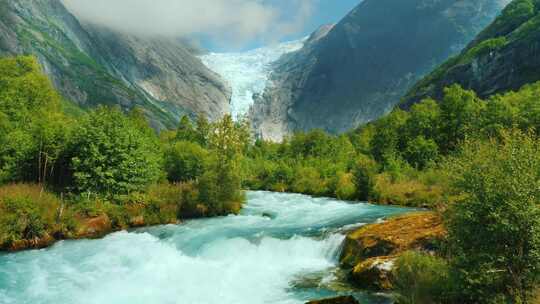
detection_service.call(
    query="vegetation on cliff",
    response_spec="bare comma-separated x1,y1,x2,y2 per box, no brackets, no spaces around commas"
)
402,0,540,108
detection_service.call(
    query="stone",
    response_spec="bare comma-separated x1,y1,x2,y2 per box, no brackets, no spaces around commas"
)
306,295,359,304
339,212,446,290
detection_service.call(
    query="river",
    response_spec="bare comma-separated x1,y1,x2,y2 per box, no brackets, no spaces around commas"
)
0,191,412,304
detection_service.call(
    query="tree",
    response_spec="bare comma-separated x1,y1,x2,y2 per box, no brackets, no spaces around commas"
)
175,115,197,142
438,85,483,153
446,130,540,303
164,141,208,182
69,107,162,195
195,114,211,147
352,154,379,201
198,115,248,212
0,56,70,185
370,110,409,163
404,136,439,169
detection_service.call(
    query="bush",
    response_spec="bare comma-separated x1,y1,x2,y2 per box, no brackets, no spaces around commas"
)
392,251,451,304
352,155,379,201
334,172,356,200
373,173,445,208
291,166,327,196
0,184,61,246
164,141,208,182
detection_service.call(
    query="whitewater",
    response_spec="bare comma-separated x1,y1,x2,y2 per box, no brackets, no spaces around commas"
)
201,40,305,119
0,192,411,304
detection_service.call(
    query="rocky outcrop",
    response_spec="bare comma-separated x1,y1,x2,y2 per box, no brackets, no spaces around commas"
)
0,0,231,129
251,0,509,140
402,0,540,108
339,212,446,290
75,214,113,239
306,296,359,304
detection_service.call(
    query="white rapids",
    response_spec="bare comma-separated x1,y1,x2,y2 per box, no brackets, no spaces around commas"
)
0,191,411,304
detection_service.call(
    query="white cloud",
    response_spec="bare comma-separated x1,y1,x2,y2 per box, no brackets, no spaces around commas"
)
61,0,314,46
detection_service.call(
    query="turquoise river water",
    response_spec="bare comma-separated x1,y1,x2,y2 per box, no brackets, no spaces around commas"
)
0,191,413,304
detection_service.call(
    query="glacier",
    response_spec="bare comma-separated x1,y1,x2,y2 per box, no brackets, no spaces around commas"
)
201,39,305,119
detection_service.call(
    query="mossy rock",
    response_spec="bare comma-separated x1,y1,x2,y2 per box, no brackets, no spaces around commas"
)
351,256,396,290
306,295,359,304
339,212,446,290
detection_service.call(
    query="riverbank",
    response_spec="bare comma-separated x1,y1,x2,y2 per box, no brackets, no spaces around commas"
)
0,183,243,252
0,191,413,304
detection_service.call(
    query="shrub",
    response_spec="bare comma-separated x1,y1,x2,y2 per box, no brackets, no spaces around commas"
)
334,172,356,200
291,166,327,196
373,173,444,208
352,155,379,201
392,251,451,304
0,184,61,246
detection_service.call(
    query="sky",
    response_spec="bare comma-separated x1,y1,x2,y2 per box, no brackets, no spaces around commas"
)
61,0,360,52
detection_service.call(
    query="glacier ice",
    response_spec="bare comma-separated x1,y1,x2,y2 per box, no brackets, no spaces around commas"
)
201,39,305,120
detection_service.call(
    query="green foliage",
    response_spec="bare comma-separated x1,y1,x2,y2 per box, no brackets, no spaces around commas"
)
445,131,540,303
352,155,379,201
392,251,451,304
0,184,60,246
404,136,439,169
69,106,162,195
164,141,208,182
0,56,71,185
175,115,197,142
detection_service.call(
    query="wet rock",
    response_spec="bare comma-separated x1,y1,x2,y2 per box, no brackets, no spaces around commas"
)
5,233,56,252
76,214,112,239
306,295,359,304
351,256,396,290
129,215,146,227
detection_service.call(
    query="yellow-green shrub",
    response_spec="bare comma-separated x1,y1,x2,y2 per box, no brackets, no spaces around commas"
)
0,184,61,246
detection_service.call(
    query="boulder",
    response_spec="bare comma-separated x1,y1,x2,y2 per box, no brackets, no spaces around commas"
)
76,214,112,239
306,295,359,304
339,212,445,290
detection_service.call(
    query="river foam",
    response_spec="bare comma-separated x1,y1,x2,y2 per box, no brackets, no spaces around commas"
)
0,191,409,304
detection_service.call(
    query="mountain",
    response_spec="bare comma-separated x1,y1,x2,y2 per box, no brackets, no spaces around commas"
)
401,0,540,108
250,0,510,141
0,0,231,129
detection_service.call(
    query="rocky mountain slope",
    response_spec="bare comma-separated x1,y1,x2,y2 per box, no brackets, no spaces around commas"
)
251,0,510,140
401,0,540,108
0,0,231,129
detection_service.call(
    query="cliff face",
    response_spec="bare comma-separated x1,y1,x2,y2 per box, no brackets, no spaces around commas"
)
251,0,509,141
402,0,540,108
0,0,231,129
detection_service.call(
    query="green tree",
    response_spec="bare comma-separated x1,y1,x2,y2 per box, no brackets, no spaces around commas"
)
0,56,70,185
370,110,409,163
164,141,208,182
404,136,439,169
352,154,379,201
69,106,162,195
446,131,540,303
438,85,483,153
199,115,248,212
175,115,197,142
195,114,211,147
